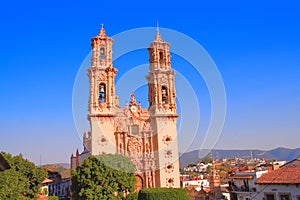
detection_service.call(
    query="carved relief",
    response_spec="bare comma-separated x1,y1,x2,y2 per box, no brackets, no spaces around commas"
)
148,176,153,188
159,75,168,86
127,137,142,154
98,73,107,81
166,178,175,187
164,163,174,173
115,118,126,132
162,135,172,145
164,149,172,158
98,136,108,146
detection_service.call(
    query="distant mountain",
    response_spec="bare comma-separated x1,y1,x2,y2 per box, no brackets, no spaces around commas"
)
179,147,300,168
55,163,70,169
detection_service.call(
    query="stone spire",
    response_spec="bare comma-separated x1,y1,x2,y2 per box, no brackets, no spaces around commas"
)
129,92,137,107
155,20,162,41
98,24,107,39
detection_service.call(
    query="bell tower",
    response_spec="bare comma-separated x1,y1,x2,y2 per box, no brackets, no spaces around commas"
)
146,31,180,188
146,31,176,112
87,25,118,155
88,25,117,113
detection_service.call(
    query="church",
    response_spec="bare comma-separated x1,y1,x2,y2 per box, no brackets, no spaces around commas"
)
71,26,180,190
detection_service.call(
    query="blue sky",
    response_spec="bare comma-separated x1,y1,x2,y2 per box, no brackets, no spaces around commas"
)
0,0,299,164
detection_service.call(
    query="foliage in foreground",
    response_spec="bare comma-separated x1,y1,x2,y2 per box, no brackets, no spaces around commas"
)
125,192,138,200
48,196,59,200
138,188,189,200
71,154,136,200
0,152,47,199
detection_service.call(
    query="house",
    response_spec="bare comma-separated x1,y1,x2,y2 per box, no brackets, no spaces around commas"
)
229,169,269,200
255,158,300,200
44,168,71,200
40,178,53,196
181,175,210,188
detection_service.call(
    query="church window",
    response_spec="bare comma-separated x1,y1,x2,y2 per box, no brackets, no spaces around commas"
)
166,150,172,156
100,47,105,60
162,86,168,103
167,164,173,170
130,125,139,135
165,163,174,173
159,51,164,62
167,178,174,184
98,83,106,103
163,135,172,145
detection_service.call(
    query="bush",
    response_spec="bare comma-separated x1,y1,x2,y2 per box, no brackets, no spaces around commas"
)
48,196,59,200
126,192,138,200
138,188,189,200
71,154,136,200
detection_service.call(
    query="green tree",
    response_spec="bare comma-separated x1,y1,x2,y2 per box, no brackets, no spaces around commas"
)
202,156,213,164
71,154,136,200
125,192,138,200
48,196,59,200
138,188,189,200
0,152,47,199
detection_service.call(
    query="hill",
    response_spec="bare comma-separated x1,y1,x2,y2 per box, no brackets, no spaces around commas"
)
179,147,300,167
42,163,71,178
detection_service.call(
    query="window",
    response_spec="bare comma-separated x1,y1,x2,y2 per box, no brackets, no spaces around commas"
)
159,51,164,63
161,86,168,103
130,125,139,135
98,83,106,103
265,193,276,200
280,193,291,200
100,47,105,59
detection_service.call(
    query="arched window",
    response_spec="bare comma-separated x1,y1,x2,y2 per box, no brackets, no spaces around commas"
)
100,47,105,60
98,83,106,103
161,86,168,104
159,51,164,63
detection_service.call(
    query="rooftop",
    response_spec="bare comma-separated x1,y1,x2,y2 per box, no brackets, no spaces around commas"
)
256,166,300,184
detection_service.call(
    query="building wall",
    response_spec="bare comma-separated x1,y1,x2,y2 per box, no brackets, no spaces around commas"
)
182,179,210,188
256,184,300,200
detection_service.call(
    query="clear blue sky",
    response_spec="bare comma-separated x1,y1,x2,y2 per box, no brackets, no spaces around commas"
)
0,0,299,165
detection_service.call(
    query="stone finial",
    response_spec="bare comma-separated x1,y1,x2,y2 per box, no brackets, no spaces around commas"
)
155,32,162,41
98,24,107,39
130,92,137,106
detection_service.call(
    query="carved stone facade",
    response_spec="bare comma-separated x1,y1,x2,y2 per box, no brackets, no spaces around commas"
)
71,26,180,189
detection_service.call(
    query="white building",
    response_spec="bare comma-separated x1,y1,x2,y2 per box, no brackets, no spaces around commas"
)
181,176,210,188
229,170,269,200
255,158,300,200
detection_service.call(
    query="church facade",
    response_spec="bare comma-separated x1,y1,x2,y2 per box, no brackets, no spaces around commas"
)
71,26,180,189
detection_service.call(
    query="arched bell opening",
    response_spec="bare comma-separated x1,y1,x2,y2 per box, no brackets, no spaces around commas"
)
98,83,106,103
161,85,168,104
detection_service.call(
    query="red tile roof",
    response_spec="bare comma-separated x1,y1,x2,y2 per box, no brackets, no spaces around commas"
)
42,178,53,184
283,158,300,167
43,167,58,173
256,166,300,184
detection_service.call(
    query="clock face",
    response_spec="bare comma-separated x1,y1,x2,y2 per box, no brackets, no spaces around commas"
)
130,106,137,112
